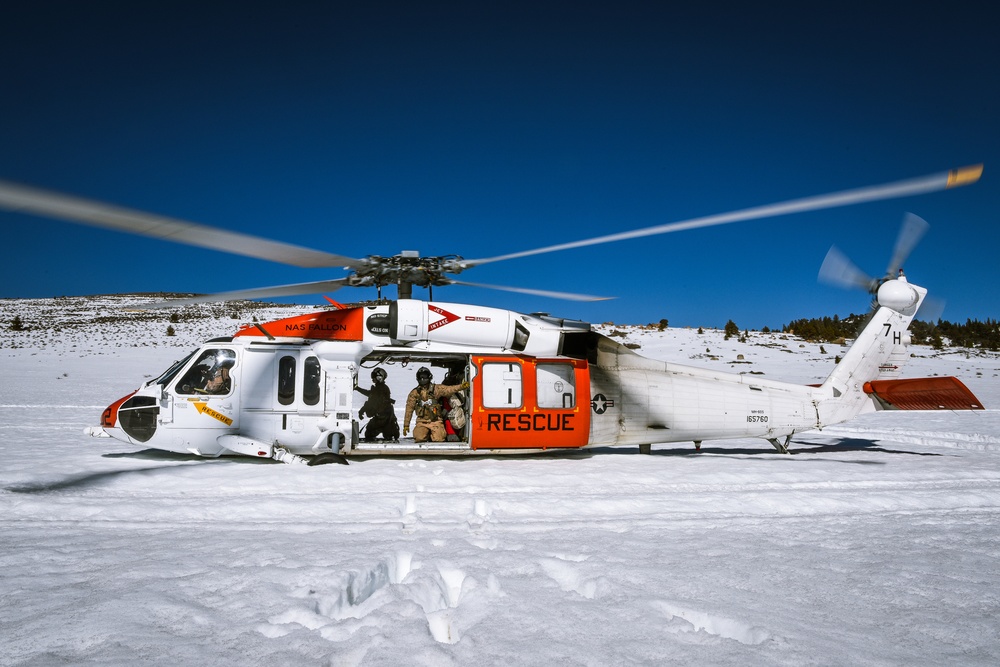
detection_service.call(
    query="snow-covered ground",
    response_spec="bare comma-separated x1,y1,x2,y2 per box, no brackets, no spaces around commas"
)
2,296,999,666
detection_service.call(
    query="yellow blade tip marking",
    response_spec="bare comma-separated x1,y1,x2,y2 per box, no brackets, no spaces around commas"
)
946,164,983,188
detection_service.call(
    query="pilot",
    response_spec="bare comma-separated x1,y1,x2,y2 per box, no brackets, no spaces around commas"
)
202,351,235,394
403,367,469,443
355,367,399,442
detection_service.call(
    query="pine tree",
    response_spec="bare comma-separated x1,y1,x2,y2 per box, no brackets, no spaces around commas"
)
724,319,739,340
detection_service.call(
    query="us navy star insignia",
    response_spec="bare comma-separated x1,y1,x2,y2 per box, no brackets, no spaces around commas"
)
591,394,615,414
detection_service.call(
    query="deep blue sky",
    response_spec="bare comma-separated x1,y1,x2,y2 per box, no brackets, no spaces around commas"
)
1,1,996,329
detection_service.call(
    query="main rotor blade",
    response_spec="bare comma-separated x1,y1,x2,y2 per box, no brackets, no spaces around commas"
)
0,180,363,269
818,246,876,292
464,165,983,267
446,279,612,302
886,212,930,277
144,278,350,308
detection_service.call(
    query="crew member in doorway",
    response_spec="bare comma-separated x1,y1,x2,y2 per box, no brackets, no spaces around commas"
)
403,367,469,443
356,368,399,442
441,367,467,442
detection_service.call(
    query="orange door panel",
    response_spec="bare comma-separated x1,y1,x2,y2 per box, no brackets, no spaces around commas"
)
470,356,590,449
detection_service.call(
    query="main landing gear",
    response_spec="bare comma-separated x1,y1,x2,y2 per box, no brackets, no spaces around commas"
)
768,435,792,454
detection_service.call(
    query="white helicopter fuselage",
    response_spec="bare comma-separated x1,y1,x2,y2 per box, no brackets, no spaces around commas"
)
90,279,927,461
0,165,980,461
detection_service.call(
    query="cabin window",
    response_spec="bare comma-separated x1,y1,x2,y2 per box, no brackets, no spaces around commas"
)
175,349,236,396
481,362,523,408
303,356,322,406
536,363,576,409
278,355,296,406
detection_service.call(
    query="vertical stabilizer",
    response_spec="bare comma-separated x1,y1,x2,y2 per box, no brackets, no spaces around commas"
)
816,278,926,425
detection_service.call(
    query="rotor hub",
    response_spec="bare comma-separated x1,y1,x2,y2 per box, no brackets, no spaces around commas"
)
352,253,467,288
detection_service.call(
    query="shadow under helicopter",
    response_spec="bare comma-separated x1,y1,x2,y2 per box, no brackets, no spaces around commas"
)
5,438,947,493
638,437,946,461
338,435,947,464
4,450,244,494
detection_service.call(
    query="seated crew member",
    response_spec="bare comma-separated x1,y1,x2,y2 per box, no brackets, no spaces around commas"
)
403,367,469,443
203,366,231,394
355,367,399,442
440,368,467,442
202,351,236,394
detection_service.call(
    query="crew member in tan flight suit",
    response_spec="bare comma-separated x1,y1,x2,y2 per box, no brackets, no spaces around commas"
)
403,366,469,443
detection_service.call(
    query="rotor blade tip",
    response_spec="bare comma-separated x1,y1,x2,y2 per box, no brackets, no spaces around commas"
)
946,164,983,188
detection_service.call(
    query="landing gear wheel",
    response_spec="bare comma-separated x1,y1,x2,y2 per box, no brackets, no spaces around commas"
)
308,452,350,466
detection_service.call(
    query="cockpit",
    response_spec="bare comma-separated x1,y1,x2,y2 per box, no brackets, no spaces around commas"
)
104,344,240,444
175,348,237,395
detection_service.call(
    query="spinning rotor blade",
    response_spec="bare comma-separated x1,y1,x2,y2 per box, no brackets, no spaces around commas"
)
886,212,930,277
819,212,943,320
0,180,363,269
818,246,877,291
145,278,351,308
464,165,983,267
446,280,612,302
915,295,946,322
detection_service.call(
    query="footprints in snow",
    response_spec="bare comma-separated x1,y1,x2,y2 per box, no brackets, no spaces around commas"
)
260,476,772,647
535,554,768,646
652,600,771,645
538,554,606,599
259,549,770,648
399,481,494,537
259,550,501,645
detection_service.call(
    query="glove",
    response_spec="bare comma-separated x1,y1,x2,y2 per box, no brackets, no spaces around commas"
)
403,425,409,436
460,381,470,390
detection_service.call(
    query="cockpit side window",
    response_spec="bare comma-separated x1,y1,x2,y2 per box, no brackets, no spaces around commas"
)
175,349,237,396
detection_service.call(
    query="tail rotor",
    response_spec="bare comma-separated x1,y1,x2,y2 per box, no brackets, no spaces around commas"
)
818,213,943,320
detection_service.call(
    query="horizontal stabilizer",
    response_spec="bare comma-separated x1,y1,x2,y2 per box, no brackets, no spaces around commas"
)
864,377,984,411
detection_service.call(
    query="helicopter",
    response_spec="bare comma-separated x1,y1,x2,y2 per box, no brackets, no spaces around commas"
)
0,165,985,464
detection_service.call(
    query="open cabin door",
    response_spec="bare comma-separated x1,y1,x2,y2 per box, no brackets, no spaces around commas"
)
469,356,590,450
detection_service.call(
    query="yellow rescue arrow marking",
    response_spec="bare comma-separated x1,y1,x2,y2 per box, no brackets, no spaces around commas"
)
192,401,234,426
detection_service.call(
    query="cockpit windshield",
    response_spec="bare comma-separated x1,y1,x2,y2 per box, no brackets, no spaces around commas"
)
150,350,197,388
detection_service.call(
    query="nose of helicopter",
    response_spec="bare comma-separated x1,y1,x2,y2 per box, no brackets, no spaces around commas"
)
101,392,134,428
90,391,160,444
